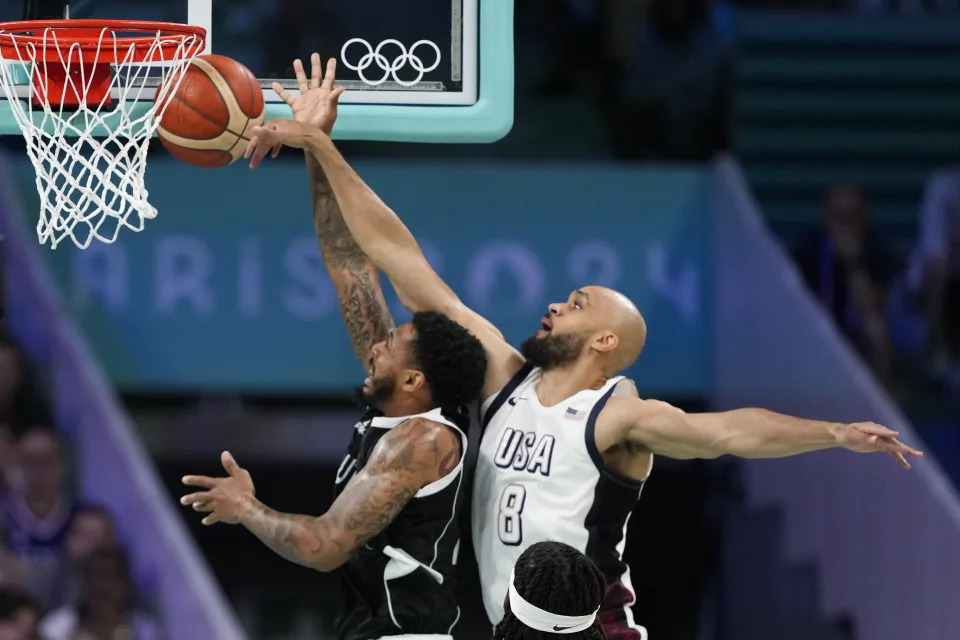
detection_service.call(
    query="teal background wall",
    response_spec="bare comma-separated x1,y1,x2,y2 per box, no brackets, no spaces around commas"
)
16,159,712,395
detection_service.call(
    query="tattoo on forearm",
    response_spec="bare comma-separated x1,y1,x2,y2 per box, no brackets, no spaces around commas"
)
338,271,393,364
241,419,463,571
309,156,364,271
241,501,347,571
307,154,393,360
342,475,418,549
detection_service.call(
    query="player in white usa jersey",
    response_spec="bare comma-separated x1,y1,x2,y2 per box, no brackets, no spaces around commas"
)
245,111,926,640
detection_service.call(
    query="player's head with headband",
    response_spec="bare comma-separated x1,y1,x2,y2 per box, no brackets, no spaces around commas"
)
495,541,606,640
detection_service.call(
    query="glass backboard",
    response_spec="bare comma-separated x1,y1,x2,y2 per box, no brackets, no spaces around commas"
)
0,0,513,142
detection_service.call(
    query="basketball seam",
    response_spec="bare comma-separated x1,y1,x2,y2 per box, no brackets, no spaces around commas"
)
195,57,253,137
172,95,248,139
193,58,232,126
179,63,231,128
226,116,251,155
208,55,262,119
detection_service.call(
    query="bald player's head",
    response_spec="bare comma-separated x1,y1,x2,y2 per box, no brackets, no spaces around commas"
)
520,286,647,374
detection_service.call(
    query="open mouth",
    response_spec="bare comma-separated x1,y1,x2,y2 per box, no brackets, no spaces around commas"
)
536,317,552,337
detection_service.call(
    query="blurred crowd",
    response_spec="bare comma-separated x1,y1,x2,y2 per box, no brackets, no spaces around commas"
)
792,177,960,473
518,0,735,161
0,334,161,640
793,178,960,398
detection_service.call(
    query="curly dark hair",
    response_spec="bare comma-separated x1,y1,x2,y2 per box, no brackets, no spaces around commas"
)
409,311,487,418
495,541,607,640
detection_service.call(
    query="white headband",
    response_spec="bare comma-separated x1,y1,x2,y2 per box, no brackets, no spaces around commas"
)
507,569,599,634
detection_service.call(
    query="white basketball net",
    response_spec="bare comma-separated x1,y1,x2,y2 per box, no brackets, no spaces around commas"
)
0,27,203,249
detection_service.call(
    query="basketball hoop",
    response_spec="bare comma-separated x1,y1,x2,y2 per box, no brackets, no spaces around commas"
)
0,20,205,249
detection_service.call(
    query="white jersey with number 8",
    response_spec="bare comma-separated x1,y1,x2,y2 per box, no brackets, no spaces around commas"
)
472,363,648,639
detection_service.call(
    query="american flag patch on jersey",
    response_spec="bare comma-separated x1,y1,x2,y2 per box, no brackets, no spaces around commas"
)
564,407,586,421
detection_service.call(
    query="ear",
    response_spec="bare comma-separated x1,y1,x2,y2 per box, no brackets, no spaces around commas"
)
590,331,620,354
400,369,427,393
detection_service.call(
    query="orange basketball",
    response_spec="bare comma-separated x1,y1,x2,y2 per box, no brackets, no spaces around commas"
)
156,54,265,168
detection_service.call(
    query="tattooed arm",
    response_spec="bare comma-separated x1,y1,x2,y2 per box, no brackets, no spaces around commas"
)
246,53,521,396
285,53,392,364
309,156,394,365
182,419,462,572
241,417,460,571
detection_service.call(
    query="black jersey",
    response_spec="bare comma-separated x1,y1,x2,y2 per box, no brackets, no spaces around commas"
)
333,407,467,640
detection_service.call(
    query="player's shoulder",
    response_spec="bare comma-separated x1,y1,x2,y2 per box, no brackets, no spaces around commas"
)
369,417,463,480
597,392,676,436
391,416,462,452
612,377,640,398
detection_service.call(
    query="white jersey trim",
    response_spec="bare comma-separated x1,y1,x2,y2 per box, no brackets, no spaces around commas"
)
382,545,445,629
479,362,536,430
368,409,466,636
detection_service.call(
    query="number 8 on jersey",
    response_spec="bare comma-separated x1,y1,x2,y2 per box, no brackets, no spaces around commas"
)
497,484,526,546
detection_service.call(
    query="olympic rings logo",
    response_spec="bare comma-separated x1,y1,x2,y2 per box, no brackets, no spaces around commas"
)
340,38,441,87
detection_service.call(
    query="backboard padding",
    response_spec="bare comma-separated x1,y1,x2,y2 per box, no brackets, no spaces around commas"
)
0,0,513,142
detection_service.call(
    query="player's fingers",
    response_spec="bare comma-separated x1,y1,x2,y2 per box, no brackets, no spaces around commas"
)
293,58,308,93
893,440,924,458
311,52,322,89
250,144,272,168
889,449,911,470
322,58,337,90
271,142,283,159
272,82,295,107
181,475,216,489
247,136,273,168
860,423,899,438
221,451,240,476
201,514,219,526
244,135,262,161
329,86,346,106
243,136,257,160
192,500,215,512
880,438,924,460
179,491,210,506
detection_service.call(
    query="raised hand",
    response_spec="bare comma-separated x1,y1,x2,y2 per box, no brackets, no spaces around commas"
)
244,118,323,168
835,422,924,470
180,451,256,525
274,54,345,134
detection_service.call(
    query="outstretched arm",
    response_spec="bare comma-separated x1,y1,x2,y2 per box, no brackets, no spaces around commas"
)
600,396,923,469
181,418,460,572
305,132,524,397
289,55,392,364
245,114,526,398
308,154,393,363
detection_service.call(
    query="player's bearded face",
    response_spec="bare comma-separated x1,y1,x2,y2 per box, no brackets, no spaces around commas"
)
360,355,397,409
361,375,396,408
520,330,587,371
359,330,408,409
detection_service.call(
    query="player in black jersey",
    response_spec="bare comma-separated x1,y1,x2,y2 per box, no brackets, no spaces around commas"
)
180,56,487,640
496,541,605,640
